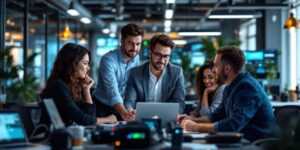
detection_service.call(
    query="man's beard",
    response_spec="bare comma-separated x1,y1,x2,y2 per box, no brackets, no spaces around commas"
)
151,60,165,72
221,67,228,81
122,45,137,58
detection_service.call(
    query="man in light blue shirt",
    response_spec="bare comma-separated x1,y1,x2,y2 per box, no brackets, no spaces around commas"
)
93,23,144,121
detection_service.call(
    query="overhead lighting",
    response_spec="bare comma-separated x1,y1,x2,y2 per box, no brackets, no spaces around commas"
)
102,28,110,34
208,11,262,19
67,2,80,16
164,20,172,27
173,40,187,45
178,32,221,36
284,12,299,29
164,27,171,33
80,17,91,24
79,34,87,45
165,10,174,19
67,9,79,16
60,23,73,40
166,0,176,4
109,33,116,38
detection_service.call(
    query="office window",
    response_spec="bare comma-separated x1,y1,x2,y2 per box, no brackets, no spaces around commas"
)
239,19,256,51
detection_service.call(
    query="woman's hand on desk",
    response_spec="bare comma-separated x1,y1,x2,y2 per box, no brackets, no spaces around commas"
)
97,114,117,124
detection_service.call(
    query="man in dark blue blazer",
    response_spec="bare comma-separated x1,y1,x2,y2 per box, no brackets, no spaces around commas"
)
178,46,276,142
125,34,185,114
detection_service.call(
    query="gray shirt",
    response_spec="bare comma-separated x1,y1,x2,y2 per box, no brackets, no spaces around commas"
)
193,84,226,117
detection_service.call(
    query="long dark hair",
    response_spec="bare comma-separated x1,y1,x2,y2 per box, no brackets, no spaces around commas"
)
41,43,91,102
195,60,221,106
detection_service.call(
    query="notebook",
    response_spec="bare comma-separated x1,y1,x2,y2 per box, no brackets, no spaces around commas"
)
135,102,180,127
43,98,65,129
0,110,50,150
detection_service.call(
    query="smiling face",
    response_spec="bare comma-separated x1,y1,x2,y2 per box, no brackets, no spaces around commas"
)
121,35,142,59
74,54,90,79
203,68,216,88
149,43,171,72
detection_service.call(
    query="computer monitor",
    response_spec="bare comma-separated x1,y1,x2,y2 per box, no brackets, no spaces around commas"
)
244,51,264,62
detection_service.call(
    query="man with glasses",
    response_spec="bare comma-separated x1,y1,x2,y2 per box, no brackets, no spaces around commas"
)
93,23,144,121
125,34,185,114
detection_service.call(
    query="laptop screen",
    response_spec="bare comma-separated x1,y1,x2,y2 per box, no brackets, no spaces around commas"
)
43,98,65,129
0,111,27,144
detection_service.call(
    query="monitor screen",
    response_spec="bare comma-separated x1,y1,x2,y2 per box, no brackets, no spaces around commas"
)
244,51,264,61
96,38,119,56
190,52,205,67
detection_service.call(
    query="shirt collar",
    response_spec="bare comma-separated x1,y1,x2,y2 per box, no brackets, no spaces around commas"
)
226,72,246,92
148,63,165,80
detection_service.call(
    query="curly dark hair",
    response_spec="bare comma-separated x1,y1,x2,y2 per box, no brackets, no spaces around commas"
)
195,60,222,106
41,43,91,102
149,34,175,51
216,46,245,73
121,23,144,41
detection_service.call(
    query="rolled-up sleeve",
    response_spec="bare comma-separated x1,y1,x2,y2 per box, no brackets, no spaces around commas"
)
99,56,123,106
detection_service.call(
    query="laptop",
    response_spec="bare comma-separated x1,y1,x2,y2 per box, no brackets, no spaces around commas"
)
43,98,65,129
135,102,180,127
0,110,50,150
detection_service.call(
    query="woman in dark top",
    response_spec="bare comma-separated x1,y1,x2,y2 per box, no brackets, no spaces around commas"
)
190,61,225,117
39,43,117,127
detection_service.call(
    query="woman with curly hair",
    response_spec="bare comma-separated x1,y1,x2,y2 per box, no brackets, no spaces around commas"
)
191,60,226,117
39,43,116,127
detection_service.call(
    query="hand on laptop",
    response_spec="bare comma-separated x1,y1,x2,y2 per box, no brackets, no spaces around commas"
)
121,111,136,122
177,114,191,123
180,119,199,132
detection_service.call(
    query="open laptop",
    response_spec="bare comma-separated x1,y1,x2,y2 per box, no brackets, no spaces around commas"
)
0,110,50,150
135,102,180,127
43,98,65,129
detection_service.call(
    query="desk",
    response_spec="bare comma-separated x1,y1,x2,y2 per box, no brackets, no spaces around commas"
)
271,101,300,108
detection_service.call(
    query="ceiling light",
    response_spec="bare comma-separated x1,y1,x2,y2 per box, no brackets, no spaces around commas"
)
102,28,110,34
284,12,299,29
164,20,172,27
80,17,91,24
67,9,79,16
173,40,187,45
166,0,176,4
164,27,171,33
165,10,174,19
178,32,221,36
60,23,73,40
208,11,262,19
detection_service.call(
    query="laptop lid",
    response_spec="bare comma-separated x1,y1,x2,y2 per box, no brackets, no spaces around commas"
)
0,110,28,145
43,98,65,129
135,102,180,127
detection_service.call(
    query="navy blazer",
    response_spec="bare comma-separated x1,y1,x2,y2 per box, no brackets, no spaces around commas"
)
124,62,185,113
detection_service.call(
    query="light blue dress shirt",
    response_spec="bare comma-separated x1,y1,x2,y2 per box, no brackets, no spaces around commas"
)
93,49,140,106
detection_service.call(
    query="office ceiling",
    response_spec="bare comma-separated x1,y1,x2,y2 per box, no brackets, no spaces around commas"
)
79,0,287,33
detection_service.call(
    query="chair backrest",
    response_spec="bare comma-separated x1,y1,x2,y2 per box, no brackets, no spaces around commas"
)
274,105,300,130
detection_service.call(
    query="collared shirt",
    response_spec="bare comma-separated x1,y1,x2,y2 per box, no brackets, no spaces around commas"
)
93,49,140,106
148,65,164,102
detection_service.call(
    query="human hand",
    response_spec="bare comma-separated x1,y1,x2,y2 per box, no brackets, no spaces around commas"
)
180,119,199,132
121,111,136,122
105,114,117,124
82,74,94,91
204,85,218,94
177,114,191,123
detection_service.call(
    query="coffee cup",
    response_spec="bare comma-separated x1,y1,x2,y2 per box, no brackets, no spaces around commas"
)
68,125,84,147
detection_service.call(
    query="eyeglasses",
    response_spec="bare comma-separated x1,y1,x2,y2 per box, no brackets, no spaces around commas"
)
151,50,171,60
